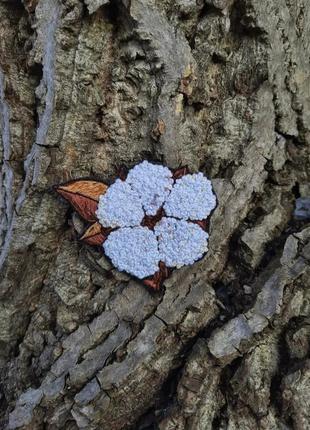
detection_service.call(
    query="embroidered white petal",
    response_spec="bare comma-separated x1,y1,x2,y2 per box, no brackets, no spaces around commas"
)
155,217,209,268
96,179,144,228
103,227,160,279
126,160,173,215
164,173,216,220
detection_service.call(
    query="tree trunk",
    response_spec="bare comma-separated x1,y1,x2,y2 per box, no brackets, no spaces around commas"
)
1,0,310,429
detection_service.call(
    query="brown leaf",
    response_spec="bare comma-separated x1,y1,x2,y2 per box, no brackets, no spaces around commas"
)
143,262,171,290
159,261,170,278
117,165,128,181
172,166,189,180
143,273,162,290
192,219,208,231
55,180,108,222
79,222,106,246
56,180,107,201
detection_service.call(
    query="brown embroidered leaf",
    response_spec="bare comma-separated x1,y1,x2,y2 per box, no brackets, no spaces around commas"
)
143,272,162,290
159,261,170,278
79,222,108,246
143,262,171,290
172,165,189,180
117,165,128,181
55,180,108,222
193,219,208,231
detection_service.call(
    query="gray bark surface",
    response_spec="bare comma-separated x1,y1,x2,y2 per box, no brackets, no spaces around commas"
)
0,0,310,429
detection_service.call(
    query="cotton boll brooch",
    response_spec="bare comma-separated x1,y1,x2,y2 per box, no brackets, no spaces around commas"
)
55,161,216,290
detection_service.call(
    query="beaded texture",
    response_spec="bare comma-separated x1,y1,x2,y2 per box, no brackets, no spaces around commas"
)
126,160,174,215
96,179,144,228
104,227,160,279
164,173,216,220
95,161,216,280
155,217,209,268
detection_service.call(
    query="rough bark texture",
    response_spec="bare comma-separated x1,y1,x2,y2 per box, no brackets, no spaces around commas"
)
0,0,310,429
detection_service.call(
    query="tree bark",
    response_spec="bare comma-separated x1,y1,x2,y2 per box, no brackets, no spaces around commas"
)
0,0,310,429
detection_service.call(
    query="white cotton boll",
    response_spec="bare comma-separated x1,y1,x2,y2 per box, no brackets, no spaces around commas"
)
96,179,144,228
126,160,174,215
103,227,160,279
164,173,216,220
155,217,209,268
